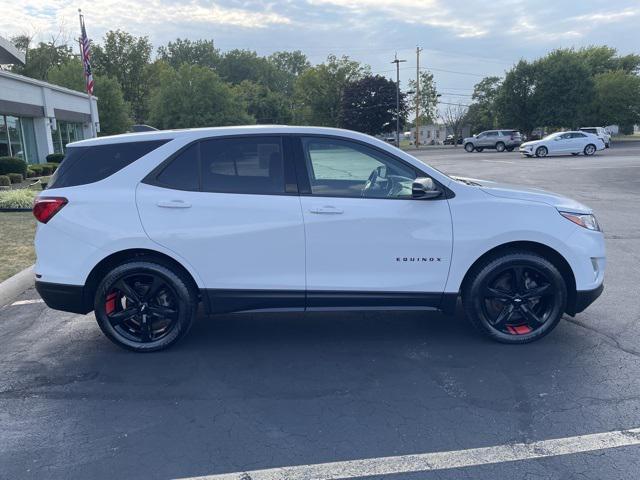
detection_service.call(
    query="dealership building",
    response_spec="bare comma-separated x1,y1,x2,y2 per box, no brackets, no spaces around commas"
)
0,36,99,164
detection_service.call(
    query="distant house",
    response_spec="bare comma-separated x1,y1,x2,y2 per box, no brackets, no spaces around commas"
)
410,123,471,145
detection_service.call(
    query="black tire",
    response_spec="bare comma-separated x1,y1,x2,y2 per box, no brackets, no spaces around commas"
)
571,152,579,156
462,250,567,344
535,146,548,157
464,143,475,153
584,144,596,156
94,261,197,352
495,142,506,152
475,147,484,152
506,147,514,152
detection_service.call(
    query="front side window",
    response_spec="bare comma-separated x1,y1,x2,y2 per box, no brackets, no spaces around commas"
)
302,137,417,199
200,137,285,194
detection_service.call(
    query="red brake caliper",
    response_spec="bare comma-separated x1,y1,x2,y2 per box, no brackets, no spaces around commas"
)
507,325,532,335
105,292,117,314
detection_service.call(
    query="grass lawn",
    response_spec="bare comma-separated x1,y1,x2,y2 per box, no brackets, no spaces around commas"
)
0,212,36,282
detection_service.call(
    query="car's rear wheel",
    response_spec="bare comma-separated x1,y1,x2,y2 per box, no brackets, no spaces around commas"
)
94,261,197,352
506,147,514,152
495,142,506,152
462,251,567,344
535,146,548,157
464,143,475,153
584,144,596,156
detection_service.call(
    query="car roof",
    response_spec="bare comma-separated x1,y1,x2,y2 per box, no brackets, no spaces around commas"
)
68,125,385,148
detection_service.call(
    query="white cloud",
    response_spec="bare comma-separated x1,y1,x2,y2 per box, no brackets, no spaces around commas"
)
570,6,640,24
0,0,291,43
307,0,490,37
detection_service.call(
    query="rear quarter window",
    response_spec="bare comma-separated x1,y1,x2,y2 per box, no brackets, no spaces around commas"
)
48,140,169,189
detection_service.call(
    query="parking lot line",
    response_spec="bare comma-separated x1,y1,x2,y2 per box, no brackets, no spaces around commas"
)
177,427,640,480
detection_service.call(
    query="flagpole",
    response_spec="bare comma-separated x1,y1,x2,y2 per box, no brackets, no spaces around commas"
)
78,9,97,138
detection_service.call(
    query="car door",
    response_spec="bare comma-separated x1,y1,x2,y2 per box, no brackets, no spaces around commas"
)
550,133,572,154
481,131,498,147
294,136,453,309
136,135,306,313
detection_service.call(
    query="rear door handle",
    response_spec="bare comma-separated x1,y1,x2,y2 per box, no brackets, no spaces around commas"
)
309,206,344,214
157,200,192,209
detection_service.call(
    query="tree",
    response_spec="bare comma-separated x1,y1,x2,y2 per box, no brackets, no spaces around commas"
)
532,49,594,129
157,38,220,70
591,70,640,128
235,80,292,124
466,76,501,132
440,103,468,146
47,59,132,135
92,30,153,122
10,35,73,81
216,49,282,92
148,64,253,129
496,60,537,135
294,55,369,126
267,50,311,95
407,70,438,125
339,75,404,135
576,46,640,75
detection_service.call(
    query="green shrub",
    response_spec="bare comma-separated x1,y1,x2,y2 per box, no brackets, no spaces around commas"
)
44,163,58,173
30,165,43,174
0,156,27,176
40,165,53,175
26,168,37,178
8,173,23,184
0,175,10,187
46,153,65,164
0,189,36,208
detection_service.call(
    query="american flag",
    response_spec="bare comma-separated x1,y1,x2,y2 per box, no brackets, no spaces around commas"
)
79,12,94,95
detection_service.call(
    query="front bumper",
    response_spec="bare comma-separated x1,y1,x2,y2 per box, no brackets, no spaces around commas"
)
35,280,93,314
566,283,604,316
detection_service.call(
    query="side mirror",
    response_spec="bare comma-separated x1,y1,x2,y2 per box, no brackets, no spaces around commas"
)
412,177,442,199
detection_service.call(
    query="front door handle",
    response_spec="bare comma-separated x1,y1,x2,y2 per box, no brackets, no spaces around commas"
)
309,206,344,214
157,200,192,209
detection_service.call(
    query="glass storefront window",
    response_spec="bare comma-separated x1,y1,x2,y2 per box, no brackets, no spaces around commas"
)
0,116,8,157
0,114,39,164
52,121,85,154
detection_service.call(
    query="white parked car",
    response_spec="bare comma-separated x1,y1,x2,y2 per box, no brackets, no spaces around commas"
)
33,126,605,351
580,127,611,148
519,131,605,157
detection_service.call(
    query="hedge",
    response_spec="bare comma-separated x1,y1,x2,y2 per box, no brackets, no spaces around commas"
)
8,173,23,184
46,153,65,164
0,189,37,209
40,165,53,175
0,175,9,187
0,157,28,176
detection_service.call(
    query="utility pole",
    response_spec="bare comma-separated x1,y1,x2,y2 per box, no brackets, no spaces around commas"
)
415,46,423,148
391,53,406,147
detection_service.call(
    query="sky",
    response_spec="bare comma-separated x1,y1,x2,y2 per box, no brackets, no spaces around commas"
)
2,0,640,105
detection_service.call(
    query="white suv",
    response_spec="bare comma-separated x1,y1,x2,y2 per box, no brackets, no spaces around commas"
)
33,126,605,351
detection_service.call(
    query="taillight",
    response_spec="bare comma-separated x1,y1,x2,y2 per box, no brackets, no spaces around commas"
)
33,197,68,224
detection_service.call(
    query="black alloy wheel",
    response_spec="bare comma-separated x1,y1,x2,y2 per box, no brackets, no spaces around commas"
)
463,251,567,343
95,261,197,352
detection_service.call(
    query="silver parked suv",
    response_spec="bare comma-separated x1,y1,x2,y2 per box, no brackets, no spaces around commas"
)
463,130,523,153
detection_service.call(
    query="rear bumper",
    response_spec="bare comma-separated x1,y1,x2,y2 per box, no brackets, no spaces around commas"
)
567,284,604,316
35,281,93,314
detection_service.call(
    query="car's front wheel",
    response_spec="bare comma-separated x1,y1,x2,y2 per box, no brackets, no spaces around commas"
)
584,144,596,156
94,261,197,352
462,251,567,344
535,146,548,157
464,143,475,153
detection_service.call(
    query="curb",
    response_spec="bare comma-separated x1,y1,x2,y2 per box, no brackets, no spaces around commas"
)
0,265,35,308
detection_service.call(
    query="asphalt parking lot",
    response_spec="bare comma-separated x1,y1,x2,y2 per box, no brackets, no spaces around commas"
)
1,142,640,480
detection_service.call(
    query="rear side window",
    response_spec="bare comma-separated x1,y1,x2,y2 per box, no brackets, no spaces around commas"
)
156,143,199,191
48,140,168,189
200,137,285,194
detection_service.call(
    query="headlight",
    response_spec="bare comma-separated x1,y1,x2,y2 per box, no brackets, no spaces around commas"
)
559,211,601,231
